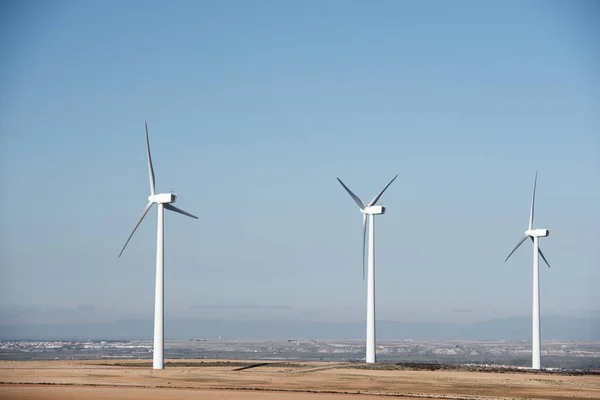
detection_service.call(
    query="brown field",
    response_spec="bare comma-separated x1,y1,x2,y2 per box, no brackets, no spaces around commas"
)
1,359,599,400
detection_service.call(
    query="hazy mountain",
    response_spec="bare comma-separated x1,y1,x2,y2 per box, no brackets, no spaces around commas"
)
1,316,598,341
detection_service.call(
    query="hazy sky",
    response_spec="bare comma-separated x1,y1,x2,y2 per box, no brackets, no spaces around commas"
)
1,0,598,326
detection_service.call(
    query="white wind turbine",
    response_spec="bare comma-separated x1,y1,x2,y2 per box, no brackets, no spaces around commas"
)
504,171,552,370
118,122,198,370
337,174,398,364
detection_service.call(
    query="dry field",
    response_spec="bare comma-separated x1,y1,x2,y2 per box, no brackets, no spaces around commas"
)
1,359,599,400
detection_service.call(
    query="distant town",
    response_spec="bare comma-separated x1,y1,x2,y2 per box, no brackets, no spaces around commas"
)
2,339,599,371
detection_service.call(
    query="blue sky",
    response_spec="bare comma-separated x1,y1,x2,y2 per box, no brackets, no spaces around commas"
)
1,0,598,325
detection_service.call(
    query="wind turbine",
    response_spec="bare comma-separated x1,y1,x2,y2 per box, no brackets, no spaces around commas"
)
337,174,398,364
118,122,198,370
504,171,551,370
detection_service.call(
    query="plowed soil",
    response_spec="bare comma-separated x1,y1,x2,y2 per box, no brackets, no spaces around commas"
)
1,359,598,399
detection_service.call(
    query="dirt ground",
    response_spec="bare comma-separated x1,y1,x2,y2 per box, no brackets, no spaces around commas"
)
1,359,599,400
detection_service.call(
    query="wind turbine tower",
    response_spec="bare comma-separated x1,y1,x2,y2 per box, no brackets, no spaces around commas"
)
337,174,397,363
504,171,552,370
118,122,198,370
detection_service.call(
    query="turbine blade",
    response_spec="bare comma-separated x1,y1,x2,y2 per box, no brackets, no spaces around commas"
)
118,202,154,258
164,203,199,219
367,174,398,207
362,213,367,280
529,237,551,268
145,122,156,196
528,171,537,231
504,235,528,262
337,178,365,209
538,246,551,268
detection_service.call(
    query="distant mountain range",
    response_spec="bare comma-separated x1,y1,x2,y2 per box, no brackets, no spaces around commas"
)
1,316,598,341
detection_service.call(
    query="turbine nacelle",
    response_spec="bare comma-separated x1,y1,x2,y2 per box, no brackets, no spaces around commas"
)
361,205,386,215
526,228,549,238
149,193,177,204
